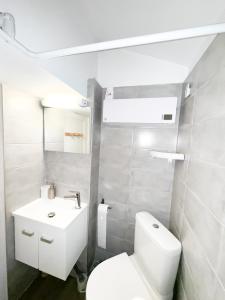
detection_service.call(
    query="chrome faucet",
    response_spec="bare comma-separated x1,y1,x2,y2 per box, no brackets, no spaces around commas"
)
64,191,81,209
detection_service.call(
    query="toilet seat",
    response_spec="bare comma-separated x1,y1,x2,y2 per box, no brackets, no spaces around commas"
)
86,253,157,300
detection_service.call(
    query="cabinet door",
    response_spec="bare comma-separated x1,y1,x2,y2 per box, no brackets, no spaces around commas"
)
38,227,66,280
14,218,38,268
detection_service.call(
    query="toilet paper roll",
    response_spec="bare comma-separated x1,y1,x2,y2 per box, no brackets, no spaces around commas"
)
41,185,50,200
97,203,110,249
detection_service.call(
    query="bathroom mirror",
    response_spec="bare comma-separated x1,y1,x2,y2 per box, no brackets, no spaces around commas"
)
43,107,91,154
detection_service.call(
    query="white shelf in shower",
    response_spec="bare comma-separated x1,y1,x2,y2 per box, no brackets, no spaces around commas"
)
150,151,185,162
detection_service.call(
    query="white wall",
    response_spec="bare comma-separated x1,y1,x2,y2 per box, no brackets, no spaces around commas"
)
0,39,85,100
0,85,8,300
97,49,189,88
0,0,97,97
43,53,97,98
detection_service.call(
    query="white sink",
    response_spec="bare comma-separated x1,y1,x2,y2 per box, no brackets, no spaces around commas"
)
12,198,88,280
13,197,87,229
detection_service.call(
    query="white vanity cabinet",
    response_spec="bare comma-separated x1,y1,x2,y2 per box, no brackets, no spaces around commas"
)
38,208,87,280
13,198,88,280
14,217,39,269
38,226,66,279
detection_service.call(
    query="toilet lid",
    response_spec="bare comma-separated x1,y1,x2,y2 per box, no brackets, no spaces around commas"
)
86,253,155,300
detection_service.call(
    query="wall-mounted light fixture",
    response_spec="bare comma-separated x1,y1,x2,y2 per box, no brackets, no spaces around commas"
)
41,94,90,114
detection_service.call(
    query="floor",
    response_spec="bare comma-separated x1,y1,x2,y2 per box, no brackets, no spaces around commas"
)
20,275,85,300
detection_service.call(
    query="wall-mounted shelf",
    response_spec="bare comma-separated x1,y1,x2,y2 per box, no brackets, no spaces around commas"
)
150,151,185,162
64,132,83,137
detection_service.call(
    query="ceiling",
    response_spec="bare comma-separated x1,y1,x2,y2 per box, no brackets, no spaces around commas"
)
82,0,225,41
0,0,95,50
0,0,98,97
1,0,225,81
80,0,225,41
81,0,225,68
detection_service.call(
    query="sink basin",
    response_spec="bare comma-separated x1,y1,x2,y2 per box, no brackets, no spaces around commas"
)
12,198,88,280
13,197,87,230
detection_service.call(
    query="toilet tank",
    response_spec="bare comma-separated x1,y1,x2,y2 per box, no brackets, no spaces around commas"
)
134,212,181,296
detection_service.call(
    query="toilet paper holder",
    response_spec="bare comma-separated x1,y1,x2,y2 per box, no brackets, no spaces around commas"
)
101,198,112,209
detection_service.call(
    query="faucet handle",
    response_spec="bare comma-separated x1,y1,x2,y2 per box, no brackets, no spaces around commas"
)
69,190,80,195
69,191,81,209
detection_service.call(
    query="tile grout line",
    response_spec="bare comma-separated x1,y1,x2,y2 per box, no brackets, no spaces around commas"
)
184,215,225,293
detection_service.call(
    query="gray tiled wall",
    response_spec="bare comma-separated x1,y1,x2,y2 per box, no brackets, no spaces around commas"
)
170,34,225,300
3,86,44,300
96,84,183,260
44,151,91,203
44,123,92,273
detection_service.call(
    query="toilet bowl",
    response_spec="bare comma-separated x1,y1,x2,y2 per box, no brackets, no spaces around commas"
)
86,212,181,300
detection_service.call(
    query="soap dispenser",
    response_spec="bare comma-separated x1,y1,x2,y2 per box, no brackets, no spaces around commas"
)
48,183,56,200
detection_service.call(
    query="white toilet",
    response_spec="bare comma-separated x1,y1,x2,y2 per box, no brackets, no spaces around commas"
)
86,212,181,300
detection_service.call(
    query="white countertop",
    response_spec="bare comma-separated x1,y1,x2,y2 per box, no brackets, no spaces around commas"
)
12,198,88,230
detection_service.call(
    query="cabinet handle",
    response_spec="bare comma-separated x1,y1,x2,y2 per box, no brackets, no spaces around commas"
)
40,236,54,244
22,230,34,237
